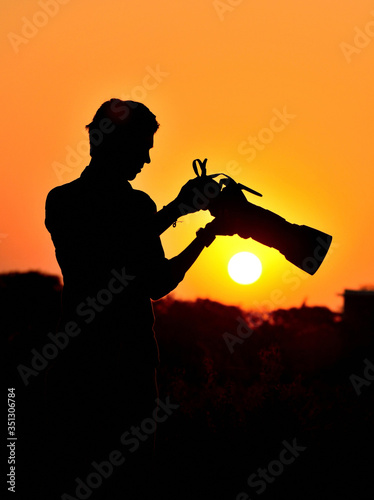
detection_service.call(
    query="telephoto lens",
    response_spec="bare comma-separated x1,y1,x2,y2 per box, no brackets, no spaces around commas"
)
208,178,332,275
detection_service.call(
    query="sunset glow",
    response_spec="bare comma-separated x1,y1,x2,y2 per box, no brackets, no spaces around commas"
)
1,0,373,311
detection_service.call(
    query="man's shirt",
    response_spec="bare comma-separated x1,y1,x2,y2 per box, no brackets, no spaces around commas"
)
45,163,180,372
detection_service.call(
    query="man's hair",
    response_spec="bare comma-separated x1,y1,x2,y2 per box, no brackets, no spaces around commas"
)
85,99,159,157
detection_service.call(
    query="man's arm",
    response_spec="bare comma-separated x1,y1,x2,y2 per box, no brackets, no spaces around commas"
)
153,200,181,235
148,223,216,300
153,176,221,235
168,224,216,280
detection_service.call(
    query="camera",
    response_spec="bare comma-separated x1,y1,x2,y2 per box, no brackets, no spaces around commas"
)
193,159,333,276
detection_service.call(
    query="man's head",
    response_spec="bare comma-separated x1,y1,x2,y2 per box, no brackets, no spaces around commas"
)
85,99,159,180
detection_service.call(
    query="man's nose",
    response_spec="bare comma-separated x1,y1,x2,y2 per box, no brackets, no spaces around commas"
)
144,151,151,164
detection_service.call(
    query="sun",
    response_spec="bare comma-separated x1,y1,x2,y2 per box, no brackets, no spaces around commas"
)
228,252,262,285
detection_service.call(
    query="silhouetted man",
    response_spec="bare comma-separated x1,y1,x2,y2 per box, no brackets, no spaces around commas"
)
44,99,221,499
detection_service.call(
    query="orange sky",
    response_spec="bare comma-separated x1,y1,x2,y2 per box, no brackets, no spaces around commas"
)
1,0,373,312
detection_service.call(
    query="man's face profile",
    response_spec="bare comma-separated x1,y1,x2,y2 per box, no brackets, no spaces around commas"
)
111,133,154,181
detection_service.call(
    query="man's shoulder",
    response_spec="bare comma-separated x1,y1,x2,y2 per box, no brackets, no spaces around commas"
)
47,178,82,197
131,188,157,212
46,178,83,205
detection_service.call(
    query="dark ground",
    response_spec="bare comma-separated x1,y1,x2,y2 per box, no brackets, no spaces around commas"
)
4,272,374,499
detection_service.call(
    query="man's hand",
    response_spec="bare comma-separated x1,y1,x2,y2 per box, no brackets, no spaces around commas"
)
174,176,221,215
206,208,239,236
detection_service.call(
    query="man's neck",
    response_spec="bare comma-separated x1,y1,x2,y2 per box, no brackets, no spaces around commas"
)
83,157,130,186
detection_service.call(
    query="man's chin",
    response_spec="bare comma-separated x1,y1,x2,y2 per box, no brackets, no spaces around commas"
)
126,167,142,181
